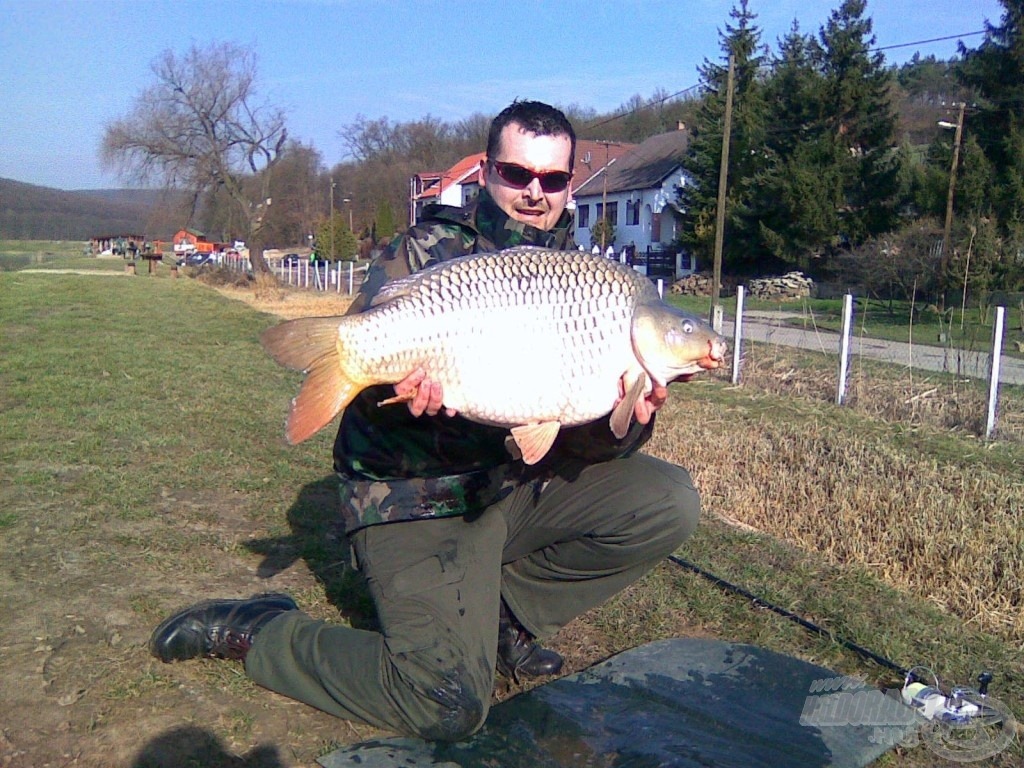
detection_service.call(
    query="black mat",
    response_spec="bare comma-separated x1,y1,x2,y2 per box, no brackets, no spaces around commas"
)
318,638,917,768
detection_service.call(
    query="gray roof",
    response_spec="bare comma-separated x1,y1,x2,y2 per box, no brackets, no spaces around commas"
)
575,130,689,196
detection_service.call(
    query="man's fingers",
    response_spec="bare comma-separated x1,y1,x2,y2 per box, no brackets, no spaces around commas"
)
395,368,426,398
423,380,444,416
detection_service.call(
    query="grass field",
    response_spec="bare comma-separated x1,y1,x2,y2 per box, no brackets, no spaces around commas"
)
1,252,1021,766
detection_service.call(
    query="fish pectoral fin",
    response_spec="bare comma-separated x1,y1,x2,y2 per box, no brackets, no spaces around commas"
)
509,421,561,465
609,372,648,439
286,353,359,445
261,317,342,372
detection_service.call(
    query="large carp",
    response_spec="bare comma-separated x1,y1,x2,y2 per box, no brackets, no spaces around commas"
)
262,247,727,464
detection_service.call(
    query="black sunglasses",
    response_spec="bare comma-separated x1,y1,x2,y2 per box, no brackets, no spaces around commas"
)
489,160,572,193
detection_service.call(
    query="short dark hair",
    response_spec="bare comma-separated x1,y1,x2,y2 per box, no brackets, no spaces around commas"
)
486,100,576,171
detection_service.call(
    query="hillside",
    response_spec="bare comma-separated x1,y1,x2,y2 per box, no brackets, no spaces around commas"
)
0,178,189,241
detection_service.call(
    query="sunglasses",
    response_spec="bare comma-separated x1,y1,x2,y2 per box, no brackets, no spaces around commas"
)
489,160,572,193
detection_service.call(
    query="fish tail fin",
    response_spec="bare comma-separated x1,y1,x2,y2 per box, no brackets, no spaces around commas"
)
261,317,361,444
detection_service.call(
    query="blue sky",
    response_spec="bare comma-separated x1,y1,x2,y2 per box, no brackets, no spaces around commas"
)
0,0,1004,190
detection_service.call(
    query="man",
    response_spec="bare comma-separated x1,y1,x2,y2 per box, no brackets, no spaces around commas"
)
150,101,701,742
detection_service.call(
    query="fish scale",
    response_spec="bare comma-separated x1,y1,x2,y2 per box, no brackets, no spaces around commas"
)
261,247,726,463
341,250,643,426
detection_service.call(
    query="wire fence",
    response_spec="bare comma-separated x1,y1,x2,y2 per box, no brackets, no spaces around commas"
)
723,286,1024,445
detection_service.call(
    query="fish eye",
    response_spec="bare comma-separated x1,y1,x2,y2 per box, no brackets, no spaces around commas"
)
681,320,694,334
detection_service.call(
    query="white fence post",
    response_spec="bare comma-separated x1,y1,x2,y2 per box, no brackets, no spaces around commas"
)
985,306,1005,440
836,294,854,405
731,285,745,385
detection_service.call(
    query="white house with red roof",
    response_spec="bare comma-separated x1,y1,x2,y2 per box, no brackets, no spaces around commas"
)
572,128,695,279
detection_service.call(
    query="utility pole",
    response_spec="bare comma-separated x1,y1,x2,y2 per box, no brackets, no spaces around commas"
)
710,54,735,333
596,140,620,252
939,102,965,304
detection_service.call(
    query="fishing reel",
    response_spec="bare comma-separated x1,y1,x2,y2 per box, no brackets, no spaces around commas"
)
901,666,1016,761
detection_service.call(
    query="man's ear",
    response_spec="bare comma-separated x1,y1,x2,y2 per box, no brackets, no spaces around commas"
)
480,158,490,189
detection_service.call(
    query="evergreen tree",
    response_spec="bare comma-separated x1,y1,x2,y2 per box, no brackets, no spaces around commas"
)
957,0,1024,224
817,0,900,247
678,0,769,273
748,22,843,270
374,198,398,241
315,214,357,261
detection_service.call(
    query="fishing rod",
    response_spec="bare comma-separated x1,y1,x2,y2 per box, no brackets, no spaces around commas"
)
666,554,908,674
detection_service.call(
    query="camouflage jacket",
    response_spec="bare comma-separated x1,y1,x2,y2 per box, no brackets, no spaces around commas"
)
334,189,654,533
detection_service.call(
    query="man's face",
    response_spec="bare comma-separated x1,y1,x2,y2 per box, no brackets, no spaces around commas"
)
483,123,573,232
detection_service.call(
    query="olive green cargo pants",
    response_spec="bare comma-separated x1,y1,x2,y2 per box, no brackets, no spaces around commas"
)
245,453,700,741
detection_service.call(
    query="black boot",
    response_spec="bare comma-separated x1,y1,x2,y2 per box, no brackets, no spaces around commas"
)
496,600,563,681
149,593,297,663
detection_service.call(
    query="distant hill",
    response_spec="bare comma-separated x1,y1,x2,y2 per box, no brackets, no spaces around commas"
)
0,178,190,241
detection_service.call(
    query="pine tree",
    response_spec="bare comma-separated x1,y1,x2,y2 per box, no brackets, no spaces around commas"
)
817,0,900,246
958,0,1024,224
748,22,844,271
678,0,769,274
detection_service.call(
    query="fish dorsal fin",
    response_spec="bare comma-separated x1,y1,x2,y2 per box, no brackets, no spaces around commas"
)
609,372,647,439
285,353,360,445
509,421,561,465
261,317,343,371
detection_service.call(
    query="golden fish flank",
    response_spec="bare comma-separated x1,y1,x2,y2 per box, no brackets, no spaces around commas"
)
261,247,727,464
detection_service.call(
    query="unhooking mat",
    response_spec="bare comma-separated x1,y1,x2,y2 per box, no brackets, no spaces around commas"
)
318,638,920,768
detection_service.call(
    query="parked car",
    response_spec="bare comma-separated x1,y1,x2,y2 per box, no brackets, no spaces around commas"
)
281,253,303,267
176,252,215,268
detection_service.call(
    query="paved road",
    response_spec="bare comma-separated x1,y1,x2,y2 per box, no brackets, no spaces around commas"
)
722,315,1024,386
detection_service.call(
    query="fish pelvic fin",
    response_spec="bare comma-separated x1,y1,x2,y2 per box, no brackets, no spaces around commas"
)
285,352,360,444
509,421,561,465
609,372,647,439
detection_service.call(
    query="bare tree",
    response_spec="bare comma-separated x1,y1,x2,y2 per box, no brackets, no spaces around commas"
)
101,43,287,274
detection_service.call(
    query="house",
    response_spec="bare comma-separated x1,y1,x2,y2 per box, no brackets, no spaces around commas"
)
571,128,694,279
172,228,223,256
90,234,146,257
410,153,486,224
408,140,637,227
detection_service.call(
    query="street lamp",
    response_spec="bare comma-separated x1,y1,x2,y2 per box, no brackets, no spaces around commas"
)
330,178,337,260
938,103,965,302
342,197,353,233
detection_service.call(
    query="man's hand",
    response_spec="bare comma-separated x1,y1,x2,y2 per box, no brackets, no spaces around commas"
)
616,372,697,426
632,382,668,425
394,368,457,418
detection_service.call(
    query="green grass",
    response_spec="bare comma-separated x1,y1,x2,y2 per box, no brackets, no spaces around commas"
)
0,239,90,270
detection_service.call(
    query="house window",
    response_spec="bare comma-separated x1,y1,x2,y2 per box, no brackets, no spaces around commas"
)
595,203,603,221
605,202,618,225
626,200,640,226
577,204,589,228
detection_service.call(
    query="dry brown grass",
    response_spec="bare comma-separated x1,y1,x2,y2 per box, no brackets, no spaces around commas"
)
650,378,1024,643
740,341,1024,443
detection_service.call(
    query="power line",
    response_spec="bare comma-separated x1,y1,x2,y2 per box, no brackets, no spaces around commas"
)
584,28,990,135
872,30,986,54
